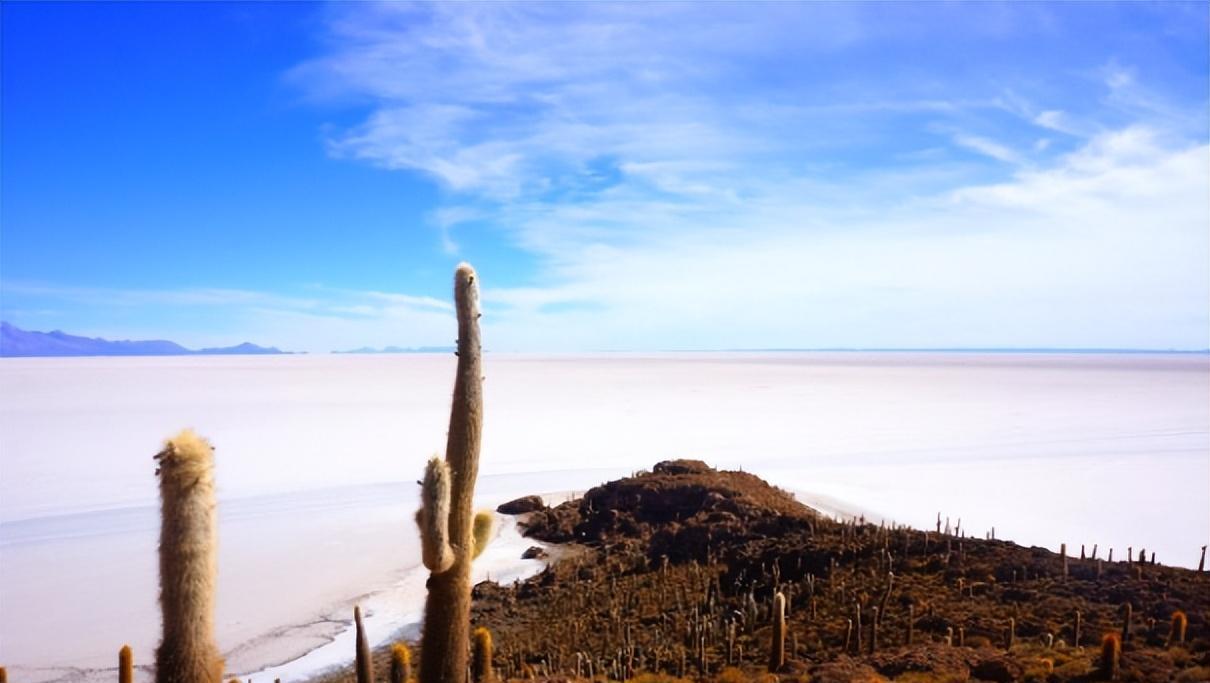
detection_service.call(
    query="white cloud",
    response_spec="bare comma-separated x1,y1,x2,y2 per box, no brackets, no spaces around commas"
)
1033,110,1077,135
952,134,1024,165
284,4,1210,351
477,131,1209,350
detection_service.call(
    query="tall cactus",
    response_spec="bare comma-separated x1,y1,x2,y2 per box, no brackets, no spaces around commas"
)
154,429,223,683
418,264,484,683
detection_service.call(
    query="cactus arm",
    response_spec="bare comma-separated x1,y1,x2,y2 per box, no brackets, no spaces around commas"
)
471,511,493,560
419,457,455,573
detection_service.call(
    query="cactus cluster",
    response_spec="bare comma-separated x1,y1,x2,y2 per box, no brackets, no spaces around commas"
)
96,265,486,683
26,263,1204,683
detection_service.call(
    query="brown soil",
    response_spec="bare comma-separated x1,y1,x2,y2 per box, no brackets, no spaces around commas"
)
316,461,1210,682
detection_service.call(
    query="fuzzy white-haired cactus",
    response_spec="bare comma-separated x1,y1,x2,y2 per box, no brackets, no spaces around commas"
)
154,429,223,683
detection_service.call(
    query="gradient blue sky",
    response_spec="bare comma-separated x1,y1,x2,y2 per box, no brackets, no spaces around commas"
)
2,2,1207,352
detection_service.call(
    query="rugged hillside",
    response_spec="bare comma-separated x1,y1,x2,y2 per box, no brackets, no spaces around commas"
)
324,461,1210,683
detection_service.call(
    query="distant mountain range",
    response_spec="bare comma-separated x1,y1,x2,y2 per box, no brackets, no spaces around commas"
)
0,322,288,357
333,345,455,354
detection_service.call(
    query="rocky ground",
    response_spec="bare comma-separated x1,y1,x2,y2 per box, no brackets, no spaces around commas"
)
323,461,1209,682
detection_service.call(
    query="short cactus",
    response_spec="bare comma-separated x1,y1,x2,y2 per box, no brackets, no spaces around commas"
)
471,627,493,683
769,592,786,672
120,645,134,683
355,605,373,683
1100,633,1121,680
154,429,223,683
1168,610,1188,647
391,643,412,683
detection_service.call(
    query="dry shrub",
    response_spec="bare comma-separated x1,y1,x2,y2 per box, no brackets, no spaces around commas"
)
714,668,747,683
1175,666,1210,683
892,673,967,683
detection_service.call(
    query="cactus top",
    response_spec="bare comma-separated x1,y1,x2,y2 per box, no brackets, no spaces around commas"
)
155,429,215,483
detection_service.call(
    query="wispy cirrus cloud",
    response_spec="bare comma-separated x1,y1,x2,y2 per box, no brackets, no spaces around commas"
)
281,3,1210,350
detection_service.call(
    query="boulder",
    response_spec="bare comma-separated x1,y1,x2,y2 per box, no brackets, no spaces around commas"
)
521,546,548,560
497,495,545,514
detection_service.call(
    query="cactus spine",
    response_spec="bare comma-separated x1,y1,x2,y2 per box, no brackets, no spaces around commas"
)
391,644,412,683
418,264,484,683
154,429,223,683
769,592,786,672
471,627,493,683
355,605,374,683
120,645,134,683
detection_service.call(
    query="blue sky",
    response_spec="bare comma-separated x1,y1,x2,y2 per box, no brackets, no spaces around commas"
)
2,2,1207,352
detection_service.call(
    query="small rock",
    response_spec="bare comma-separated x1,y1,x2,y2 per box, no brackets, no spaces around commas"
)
497,495,545,514
521,546,548,560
